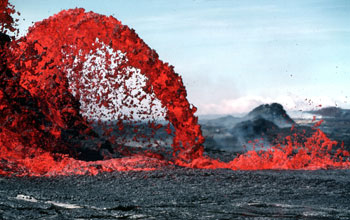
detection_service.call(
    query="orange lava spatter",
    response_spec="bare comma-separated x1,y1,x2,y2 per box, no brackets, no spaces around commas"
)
175,127,350,170
0,2,349,176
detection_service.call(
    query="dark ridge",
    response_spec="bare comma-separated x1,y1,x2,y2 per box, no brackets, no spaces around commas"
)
232,117,279,140
247,103,295,127
308,106,350,119
204,115,241,128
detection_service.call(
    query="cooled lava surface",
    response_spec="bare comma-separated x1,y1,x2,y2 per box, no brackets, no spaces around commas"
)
1,169,350,219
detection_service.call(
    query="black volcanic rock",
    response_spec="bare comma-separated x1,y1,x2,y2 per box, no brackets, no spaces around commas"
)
201,103,294,151
246,103,294,127
230,116,316,148
231,117,279,140
308,107,350,119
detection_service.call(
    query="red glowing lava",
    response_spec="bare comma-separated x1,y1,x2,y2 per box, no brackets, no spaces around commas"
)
176,126,350,170
0,2,349,176
1,3,203,176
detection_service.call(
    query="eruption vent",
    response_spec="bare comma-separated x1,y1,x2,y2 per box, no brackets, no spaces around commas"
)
0,7,204,176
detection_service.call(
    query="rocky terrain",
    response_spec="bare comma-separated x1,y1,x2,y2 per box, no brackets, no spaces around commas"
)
200,103,350,153
1,169,350,219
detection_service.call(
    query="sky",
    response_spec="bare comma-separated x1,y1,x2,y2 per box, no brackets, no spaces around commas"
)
10,0,350,115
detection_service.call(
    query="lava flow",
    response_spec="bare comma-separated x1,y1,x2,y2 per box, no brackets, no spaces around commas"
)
1,1,349,176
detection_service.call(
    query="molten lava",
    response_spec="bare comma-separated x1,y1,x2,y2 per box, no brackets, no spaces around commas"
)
176,127,350,170
0,2,349,176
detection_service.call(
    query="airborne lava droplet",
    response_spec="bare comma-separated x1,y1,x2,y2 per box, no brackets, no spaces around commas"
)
0,2,350,176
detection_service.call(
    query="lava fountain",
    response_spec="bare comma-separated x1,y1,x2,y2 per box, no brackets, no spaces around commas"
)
0,1,349,176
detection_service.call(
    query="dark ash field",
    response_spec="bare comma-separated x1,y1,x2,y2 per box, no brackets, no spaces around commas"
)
1,169,350,219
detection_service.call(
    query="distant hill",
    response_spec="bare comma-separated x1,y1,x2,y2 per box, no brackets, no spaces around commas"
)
246,103,295,127
200,103,350,153
202,115,241,128
201,103,350,153
308,107,350,119
198,114,228,121
232,117,279,140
